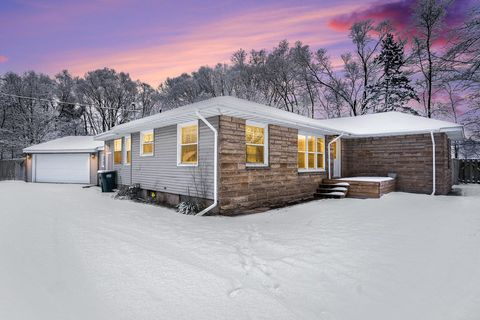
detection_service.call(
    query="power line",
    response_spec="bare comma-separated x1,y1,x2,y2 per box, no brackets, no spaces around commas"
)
0,92,140,112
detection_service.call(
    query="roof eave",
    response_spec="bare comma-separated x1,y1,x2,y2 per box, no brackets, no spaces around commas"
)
216,103,347,136
94,102,348,140
342,127,465,140
22,148,101,154
94,132,120,141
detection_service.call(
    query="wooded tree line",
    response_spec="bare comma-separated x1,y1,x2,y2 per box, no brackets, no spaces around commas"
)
0,69,161,159
1,0,479,159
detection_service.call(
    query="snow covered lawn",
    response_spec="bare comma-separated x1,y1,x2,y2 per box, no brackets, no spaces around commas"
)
1,182,479,320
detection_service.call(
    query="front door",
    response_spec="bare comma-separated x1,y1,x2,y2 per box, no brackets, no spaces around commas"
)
332,139,341,178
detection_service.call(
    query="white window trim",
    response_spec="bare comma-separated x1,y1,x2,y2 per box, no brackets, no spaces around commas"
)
140,130,154,157
100,151,105,170
245,121,269,167
177,120,199,167
105,151,112,170
298,132,326,173
123,134,131,165
113,138,123,165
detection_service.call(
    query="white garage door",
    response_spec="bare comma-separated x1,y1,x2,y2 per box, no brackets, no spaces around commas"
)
35,153,90,183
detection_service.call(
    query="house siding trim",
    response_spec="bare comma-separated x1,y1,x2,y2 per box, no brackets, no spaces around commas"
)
245,120,269,168
105,139,132,186
176,120,199,167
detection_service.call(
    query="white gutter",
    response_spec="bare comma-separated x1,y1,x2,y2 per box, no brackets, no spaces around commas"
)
195,110,218,216
430,131,436,196
94,132,120,141
339,127,464,140
328,133,345,179
22,149,100,153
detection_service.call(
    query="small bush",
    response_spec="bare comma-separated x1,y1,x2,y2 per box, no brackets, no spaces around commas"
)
177,201,199,215
115,184,142,200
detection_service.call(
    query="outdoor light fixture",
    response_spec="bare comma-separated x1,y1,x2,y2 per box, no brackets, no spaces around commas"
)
91,153,96,159
26,154,31,159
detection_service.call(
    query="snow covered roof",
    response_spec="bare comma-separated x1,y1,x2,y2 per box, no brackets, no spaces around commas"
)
94,96,464,141
23,136,104,154
94,96,346,141
317,112,464,140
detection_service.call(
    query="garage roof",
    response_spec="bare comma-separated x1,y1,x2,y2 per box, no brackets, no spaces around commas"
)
317,112,465,140
23,136,104,154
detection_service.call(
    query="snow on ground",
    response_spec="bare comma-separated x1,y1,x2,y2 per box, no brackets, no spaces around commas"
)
1,182,480,320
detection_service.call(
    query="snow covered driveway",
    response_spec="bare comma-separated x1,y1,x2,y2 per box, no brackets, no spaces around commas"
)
1,182,480,320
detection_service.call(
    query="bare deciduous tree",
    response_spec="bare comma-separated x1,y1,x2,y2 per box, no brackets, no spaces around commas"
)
411,0,452,118
76,68,138,134
0,71,57,158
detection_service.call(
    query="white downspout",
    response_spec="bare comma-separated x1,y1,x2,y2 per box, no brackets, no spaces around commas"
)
195,110,218,216
328,133,344,179
430,131,436,196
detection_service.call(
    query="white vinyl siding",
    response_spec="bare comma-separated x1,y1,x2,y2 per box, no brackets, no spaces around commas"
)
131,116,218,199
106,140,132,186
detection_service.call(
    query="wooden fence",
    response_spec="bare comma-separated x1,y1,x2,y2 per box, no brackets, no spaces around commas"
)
454,159,480,184
0,159,25,181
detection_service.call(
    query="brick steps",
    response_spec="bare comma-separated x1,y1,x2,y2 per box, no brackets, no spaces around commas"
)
314,181,350,199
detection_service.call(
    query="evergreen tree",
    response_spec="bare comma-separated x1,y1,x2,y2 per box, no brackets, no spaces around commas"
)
369,33,418,113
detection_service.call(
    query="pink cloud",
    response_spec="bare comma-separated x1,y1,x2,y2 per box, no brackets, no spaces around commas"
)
42,4,364,86
0,55,7,63
329,1,412,32
328,0,472,41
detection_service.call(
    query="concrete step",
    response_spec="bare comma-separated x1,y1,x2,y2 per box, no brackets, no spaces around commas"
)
321,182,350,187
316,180,350,199
315,191,346,198
317,186,348,192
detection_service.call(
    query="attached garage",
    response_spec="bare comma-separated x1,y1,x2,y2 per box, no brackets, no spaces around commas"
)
23,136,104,184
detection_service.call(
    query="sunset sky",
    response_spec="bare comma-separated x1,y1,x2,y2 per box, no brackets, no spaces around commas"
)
0,0,473,86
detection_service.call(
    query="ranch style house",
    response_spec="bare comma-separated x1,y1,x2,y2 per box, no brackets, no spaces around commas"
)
23,96,464,215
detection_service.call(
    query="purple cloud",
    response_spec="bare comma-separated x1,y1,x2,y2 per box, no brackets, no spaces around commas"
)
328,0,473,40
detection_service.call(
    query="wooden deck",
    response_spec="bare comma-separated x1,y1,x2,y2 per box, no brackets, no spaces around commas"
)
323,177,396,198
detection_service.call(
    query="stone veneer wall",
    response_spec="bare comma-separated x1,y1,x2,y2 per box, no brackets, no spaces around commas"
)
218,116,327,215
341,133,452,195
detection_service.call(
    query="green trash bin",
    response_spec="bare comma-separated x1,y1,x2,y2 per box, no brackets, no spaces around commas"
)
98,170,117,192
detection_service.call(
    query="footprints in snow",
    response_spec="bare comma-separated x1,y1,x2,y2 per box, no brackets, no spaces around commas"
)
228,225,280,297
